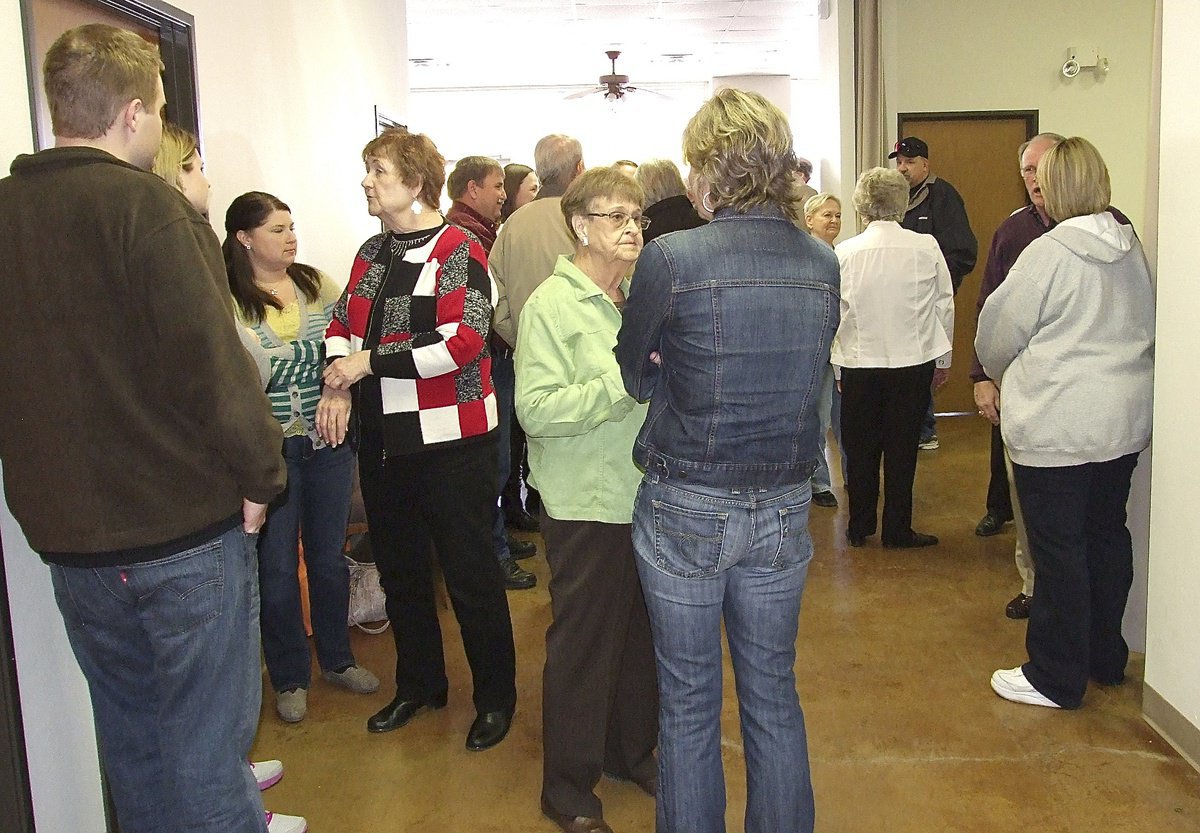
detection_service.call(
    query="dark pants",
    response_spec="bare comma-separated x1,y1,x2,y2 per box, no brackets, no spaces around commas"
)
358,432,517,714
540,514,658,819
985,423,1014,521
840,362,933,544
491,352,515,561
1012,453,1140,708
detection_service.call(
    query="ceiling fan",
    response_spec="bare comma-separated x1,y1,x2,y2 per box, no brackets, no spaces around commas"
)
565,50,666,101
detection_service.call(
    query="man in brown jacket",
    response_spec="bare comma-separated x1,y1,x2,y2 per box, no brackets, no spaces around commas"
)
0,25,285,833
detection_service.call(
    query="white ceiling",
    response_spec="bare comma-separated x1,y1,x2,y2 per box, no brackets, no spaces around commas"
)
406,0,822,90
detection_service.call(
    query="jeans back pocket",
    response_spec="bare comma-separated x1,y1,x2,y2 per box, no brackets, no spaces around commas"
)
650,499,729,578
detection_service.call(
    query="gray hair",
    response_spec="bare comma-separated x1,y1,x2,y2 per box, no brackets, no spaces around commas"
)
534,134,584,189
852,167,909,222
1017,132,1067,165
635,159,688,207
803,192,841,219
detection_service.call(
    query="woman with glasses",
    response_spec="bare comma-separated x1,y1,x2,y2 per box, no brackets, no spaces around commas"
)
516,167,658,833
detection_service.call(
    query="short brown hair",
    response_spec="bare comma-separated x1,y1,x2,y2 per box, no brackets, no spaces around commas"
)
1038,137,1111,222
362,127,446,209
152,122,198,190
682,88,801,220
560,167,645,243
43,24,163,140
447,155,502,201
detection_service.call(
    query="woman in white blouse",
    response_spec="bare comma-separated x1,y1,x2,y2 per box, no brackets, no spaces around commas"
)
832,167,954,549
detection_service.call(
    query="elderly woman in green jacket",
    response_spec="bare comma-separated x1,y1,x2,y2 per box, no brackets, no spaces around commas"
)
516,167,658,833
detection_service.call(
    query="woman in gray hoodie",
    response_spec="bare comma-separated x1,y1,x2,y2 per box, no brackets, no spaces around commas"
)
976,137,1154,710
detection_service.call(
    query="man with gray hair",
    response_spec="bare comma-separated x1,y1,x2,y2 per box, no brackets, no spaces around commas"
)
969,131,1132,619
491,134,584,346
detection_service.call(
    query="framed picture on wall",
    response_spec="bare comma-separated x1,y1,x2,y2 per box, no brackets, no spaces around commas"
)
19,0,201,149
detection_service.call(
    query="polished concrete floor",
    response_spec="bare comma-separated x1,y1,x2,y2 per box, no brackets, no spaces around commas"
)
252,415,1200,832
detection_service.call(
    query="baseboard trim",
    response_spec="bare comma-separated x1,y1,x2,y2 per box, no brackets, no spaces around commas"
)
1143,683,1200,773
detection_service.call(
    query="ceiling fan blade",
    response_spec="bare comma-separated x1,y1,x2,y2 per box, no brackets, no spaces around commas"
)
622,86,672,100
563,87,602,100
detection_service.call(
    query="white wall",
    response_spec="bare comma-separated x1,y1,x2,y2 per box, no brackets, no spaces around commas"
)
879,0,1155,229
1144,0,1200,736
0,2,408,829
189,0,408,284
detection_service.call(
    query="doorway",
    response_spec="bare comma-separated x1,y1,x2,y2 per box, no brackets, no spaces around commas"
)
896,111,1037,413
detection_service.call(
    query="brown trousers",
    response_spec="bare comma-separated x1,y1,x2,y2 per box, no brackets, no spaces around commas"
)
540,515,658,819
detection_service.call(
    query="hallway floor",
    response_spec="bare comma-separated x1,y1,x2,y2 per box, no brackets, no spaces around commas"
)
252,415,1200,832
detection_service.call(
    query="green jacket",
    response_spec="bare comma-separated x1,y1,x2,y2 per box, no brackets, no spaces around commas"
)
515,255,647,524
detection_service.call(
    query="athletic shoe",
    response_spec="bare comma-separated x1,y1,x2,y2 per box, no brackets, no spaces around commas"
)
321,665,380,694
251,759,283,791
990,666,1060,708
266,811,308,833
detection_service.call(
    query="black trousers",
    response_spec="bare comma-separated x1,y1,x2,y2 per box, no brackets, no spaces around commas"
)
1012,453,1140,709
985,422,1014,521
840,362,933,544
540,514,658,819
358,432,517,714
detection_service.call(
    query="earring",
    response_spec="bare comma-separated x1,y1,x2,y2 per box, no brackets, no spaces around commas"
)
702,192,717,214
581,231,589,247
244,244,251,251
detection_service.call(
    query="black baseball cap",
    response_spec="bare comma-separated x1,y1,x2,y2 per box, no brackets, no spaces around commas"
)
888,137,929,159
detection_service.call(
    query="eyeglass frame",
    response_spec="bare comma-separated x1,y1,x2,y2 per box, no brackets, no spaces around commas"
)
585,210,651,230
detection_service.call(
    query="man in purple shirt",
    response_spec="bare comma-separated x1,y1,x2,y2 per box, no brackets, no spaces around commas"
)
971,132,1132,619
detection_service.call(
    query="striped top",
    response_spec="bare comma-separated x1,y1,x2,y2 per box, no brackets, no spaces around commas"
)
238,272,341,440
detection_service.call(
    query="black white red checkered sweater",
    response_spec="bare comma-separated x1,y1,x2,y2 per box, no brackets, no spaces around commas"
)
325,223,498,456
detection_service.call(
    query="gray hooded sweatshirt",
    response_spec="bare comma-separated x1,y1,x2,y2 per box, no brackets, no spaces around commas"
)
975,212,1154,467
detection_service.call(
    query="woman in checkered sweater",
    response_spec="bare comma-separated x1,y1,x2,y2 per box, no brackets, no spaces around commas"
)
318,129,518,752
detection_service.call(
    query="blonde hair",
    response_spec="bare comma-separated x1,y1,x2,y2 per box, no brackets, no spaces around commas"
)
1038,137,1111,222
803,192,841,220
43,24,163,139
362,127,446,210
152,122,199,190
852,168,909,223
635,159,687,207
681,88,801,220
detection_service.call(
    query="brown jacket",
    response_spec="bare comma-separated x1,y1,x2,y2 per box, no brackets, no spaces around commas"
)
489,196,574,346
0,147,285,558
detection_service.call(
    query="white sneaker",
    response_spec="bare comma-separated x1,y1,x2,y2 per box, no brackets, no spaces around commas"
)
251,759,283,790
266,811,308,833
918,435,940,451
991,666,1061,708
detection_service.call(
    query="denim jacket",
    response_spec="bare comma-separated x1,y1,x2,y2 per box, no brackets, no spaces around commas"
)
615,204,840,489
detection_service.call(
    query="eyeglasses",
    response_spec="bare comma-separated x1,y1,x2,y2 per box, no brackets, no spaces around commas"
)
586,211,651,230
1020,166,1038,177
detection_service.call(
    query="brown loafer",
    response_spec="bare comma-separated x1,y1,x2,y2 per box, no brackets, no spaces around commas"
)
540,798,614,833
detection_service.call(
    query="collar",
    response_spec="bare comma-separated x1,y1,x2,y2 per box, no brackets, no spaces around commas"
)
448,200,497,232
553,254,630,303
1024,202,1054,230
710,202,790,222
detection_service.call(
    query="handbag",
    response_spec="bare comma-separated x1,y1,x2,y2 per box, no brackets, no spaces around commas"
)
346,554,390,634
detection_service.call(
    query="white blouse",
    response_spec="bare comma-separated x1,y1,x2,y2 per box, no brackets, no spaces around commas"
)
831,220,954,371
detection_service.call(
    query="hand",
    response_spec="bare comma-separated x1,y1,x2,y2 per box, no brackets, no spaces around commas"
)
316,387,352,446
323,350,372,390
932,367,950,391
973,380,1001,426
649,351,662,366
242,499,268,534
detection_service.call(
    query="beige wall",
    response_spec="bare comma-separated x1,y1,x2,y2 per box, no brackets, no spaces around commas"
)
879,0,1155,229
1145,0,1200,744
0,2,407,828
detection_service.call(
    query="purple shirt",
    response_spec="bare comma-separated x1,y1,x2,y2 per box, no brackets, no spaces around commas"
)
970,204,1132,382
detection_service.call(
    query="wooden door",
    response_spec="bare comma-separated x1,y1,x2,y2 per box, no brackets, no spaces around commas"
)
897,112,1035,412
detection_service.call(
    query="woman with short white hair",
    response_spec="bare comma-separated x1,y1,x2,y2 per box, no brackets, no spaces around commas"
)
833,167,954,549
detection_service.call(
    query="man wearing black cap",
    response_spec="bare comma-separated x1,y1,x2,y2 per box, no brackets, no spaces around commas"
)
890,136,978,449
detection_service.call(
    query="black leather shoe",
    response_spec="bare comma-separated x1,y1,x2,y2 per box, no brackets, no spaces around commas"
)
505,505,541,533
975,512,1010,537
847,533,867,548
812,490,838,508
466,709,513,751
366,692,447,733
883,532,939,549
1005,592,1032,619
500,558,536,590
507,535,537,559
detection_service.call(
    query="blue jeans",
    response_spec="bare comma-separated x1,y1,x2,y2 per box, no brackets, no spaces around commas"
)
633,475,816,833
259,437,356,691
491,352,515,561
49,525,266,833
812,367,844,493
